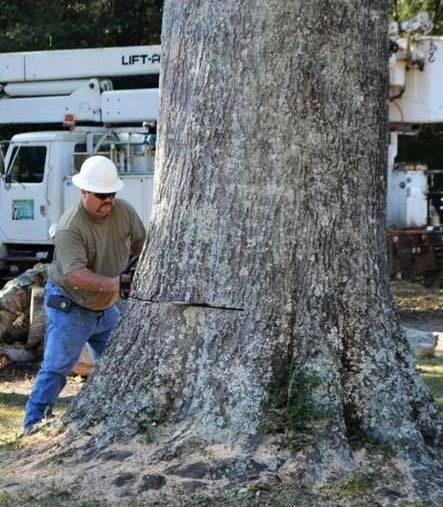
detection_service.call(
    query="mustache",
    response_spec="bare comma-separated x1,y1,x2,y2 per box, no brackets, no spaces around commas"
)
98,202,113,210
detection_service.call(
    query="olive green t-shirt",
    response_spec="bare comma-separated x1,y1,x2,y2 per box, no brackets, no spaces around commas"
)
48,199,146,310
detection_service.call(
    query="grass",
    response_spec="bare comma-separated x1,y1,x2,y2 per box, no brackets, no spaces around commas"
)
0,388,75,448
417,357,443,407
391,280,443,408
0,392,26,445
391,280,443,312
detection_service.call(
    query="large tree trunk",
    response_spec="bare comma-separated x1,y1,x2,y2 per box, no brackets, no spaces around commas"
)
67,0,441,494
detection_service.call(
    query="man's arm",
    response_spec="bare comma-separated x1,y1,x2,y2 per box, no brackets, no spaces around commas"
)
66,267,119,293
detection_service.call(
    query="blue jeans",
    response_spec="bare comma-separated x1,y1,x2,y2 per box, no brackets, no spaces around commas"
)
23,279,119,429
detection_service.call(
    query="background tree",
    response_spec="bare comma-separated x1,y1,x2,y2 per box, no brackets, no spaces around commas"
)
0,0,163,52
98,0,163,47
62,0,442,499
390,0,443,32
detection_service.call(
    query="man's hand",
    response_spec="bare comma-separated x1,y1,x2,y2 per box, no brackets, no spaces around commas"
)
119,257,138,299
119,273,132,299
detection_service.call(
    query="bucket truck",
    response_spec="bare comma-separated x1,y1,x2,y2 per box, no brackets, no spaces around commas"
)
0,46,160,281
388,13,443,282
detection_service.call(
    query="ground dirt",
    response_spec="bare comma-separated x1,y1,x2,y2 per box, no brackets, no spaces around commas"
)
0,281,441,506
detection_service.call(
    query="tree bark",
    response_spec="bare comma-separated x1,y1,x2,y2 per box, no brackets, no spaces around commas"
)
67,0,442,493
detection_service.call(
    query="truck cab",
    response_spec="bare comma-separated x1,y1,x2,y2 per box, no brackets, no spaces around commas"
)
0,129,156,278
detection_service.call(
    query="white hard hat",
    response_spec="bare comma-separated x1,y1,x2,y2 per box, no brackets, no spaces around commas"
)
72,156,124,193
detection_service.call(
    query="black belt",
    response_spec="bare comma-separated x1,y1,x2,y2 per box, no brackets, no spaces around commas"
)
70,299,105,315
47,294,105,315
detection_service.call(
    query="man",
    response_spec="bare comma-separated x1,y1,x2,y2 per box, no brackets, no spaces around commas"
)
23,155,146,435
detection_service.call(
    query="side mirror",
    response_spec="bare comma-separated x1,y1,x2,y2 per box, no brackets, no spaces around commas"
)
0,144,5,176
0,142,13,189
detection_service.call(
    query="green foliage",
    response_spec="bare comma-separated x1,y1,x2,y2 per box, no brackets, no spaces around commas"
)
225,489,255,505
0,0,163,52
140,419,156,443
336,474,372,498
390,0,443,34
0,485,72,507
287,373,326,431
285,373,336,450
320,473,373,500
0,490,15,507
263,368,334,450
335,474,373,498
77,500,104,507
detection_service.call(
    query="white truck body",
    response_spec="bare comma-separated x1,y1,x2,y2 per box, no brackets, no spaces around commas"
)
388,36,443,230
387,164,428,229
0,45,160,124
0,84,159,124
387,28,443,278
0,45,160,81
389,37,443,124
0,130,155,244
0,46,160,276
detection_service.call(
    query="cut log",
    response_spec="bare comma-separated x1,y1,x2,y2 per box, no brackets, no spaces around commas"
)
0,344,38,363
26,285,46,349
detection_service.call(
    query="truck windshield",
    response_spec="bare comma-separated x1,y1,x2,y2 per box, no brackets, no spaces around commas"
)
7,146,47,183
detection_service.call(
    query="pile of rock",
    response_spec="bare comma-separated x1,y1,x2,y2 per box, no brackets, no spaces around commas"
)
0,264,47,366
403,327,438,359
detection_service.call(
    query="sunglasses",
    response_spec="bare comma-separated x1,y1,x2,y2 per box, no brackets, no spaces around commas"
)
92,192,116,200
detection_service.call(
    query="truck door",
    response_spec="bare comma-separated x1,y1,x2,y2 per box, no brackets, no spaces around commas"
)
0,143,51,243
